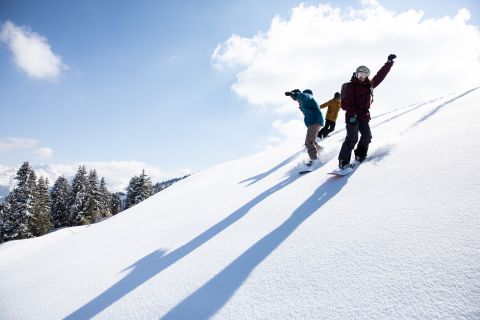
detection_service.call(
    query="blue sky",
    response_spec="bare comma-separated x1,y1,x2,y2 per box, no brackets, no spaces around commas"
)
1,0,479,186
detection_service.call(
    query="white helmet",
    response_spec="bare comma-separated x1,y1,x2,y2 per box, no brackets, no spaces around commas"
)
356,65,370,77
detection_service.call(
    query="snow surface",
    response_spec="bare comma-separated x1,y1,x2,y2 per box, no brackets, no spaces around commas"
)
1,87,480,319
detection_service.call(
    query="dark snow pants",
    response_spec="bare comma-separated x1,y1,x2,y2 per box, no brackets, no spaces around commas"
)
318,120,336,138
338,121,372,164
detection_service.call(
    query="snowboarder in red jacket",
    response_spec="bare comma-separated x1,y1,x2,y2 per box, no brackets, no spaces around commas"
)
338,54,397,169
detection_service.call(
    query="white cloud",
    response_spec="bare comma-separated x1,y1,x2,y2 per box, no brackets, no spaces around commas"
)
79,161,168,191
212,34,263,69
272,119,305,141
256,119,305,150
0,137,55,159
0,20,68,81
0,164,15,188
34,147,53,159
212,1,480,140
0,137,38,152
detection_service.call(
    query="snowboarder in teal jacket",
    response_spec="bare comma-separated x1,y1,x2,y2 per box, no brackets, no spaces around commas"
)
285,89,324,166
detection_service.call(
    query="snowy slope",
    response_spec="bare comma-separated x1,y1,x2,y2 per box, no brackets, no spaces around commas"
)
1,87,479,320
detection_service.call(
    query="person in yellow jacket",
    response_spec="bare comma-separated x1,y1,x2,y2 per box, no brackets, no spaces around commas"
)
317,92,342,139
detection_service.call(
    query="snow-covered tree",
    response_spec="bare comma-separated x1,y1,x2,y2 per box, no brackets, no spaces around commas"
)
137,170,152,202
0,194,13,243
125,170,152,209
68,165,89,226
85,169,102,223
110,192,123,215
125,176,140,209
30,177,53,236
152,175,190,194
2,162,37,240
51,176,70,228
0,202,3,242
99,177,112,218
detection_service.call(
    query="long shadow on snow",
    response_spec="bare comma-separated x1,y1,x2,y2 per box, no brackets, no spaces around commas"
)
161,174,353,320
64,250,167,320
65,171,308,319
239,150,304,186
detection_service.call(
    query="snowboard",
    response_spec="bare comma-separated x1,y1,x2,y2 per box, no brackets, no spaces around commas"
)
298,145,324,175
299,170,312,175
328,161,360,176
298,159,321,175
298,162,322,174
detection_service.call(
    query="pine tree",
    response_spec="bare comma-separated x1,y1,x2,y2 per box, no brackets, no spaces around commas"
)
125,175,140,209
68,165,89,226
0,194,13,243
0,201,3,242
5,162,38,240
30,177,53,236
152,174,190,194
110,192,123,215
0,162,37,240
85,169,102,223
125,170,152,209
99,177,112,218
51,176,70,228
137,169,152,202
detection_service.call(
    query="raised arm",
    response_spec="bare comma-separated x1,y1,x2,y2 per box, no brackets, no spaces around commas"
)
371,54,396,88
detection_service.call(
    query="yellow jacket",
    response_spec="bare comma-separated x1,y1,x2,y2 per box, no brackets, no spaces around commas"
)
319,98,342,122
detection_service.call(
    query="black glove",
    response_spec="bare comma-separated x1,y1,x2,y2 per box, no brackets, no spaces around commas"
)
348,115,357,124
388,54,397,61
285,89,301,97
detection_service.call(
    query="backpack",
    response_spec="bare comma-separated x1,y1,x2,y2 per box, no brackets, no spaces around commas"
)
340,82,349,100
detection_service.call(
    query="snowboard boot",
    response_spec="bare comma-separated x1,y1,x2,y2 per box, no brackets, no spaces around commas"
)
314,141,324,154
355,155,366,163
354,149,367,163
339,160,350,170
305,158,320,167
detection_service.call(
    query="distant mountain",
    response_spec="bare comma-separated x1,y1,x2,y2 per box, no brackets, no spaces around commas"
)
0,163,191,196
0,185,10,203
0,166,15,203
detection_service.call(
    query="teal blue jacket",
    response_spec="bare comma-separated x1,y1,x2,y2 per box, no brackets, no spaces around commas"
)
293,92,324,127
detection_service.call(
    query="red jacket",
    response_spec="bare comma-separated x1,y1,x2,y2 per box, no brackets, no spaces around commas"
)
341,60,393,122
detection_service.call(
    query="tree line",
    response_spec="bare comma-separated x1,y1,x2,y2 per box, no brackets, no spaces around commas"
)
0,162,189,243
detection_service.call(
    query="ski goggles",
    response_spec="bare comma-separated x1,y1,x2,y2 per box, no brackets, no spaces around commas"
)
356,71,369,79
